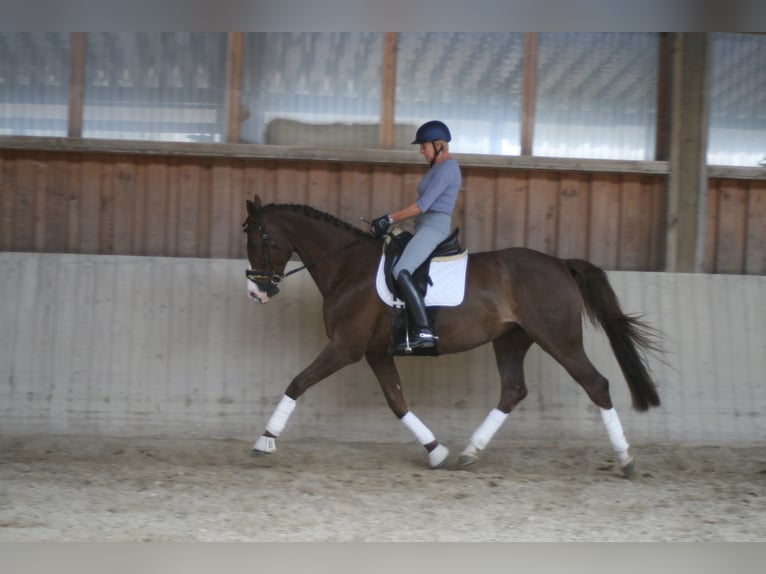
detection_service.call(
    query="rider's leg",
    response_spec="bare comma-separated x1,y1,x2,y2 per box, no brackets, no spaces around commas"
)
394,270,436,350
391,214,450,352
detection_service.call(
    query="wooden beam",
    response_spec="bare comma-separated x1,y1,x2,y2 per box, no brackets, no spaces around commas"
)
0,135,676,175
67,33,86,138
225,32,244,144
379,33,398,149
655,32,672,161
665,33,710,272
521,33,539,156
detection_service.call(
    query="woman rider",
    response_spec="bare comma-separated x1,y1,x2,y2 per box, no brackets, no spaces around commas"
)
370,120,461,352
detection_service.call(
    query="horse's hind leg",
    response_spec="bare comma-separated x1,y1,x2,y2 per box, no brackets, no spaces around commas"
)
545,344,636,478
458,328,533,467
366,351,449,469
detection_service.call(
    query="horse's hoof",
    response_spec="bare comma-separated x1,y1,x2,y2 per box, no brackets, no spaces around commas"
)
621,457,636,478
253,435,277,456
457,443,480,468
428,444,449,469
458,453,479,468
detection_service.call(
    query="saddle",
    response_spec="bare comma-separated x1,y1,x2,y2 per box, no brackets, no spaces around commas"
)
383,228,464,299
379,228,466,356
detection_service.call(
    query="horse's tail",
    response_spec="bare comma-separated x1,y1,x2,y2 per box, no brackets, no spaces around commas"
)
565,258,662,411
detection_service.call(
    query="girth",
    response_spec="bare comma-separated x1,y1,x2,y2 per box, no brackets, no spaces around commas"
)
383,228,463,298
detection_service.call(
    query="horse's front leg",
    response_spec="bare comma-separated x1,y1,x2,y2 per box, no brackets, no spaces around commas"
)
365,352,449,469
253,340,360,456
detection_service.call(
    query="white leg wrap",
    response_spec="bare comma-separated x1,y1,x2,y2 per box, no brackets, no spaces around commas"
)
401,411,436,445
265,395,296,437
469,408,509,451
600,407,631,463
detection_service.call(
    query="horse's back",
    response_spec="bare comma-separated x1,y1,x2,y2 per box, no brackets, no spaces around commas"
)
467,246,584,317
470,246,574,282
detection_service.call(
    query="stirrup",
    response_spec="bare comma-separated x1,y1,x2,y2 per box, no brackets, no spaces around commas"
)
393,328,438,354
413,329,438,345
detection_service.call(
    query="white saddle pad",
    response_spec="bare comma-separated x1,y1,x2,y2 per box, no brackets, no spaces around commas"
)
375,253,468,307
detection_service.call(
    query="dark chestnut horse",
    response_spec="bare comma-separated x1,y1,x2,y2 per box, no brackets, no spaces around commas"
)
244,195,662,477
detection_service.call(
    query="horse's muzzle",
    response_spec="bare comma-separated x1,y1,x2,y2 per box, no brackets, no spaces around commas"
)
246,277,280,304
246,269,281,303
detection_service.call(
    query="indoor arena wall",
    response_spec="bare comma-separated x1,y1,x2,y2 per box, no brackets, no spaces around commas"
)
1,252,764,446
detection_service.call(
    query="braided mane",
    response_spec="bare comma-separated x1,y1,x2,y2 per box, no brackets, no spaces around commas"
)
262,203,371,238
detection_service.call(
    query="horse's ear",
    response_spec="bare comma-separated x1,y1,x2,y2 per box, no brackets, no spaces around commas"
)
246,195,262,217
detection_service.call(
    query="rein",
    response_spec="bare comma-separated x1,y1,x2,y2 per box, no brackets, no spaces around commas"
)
280,237,365,279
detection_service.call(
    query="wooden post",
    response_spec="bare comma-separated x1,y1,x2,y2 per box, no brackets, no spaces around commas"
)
67,32,86,138
225,32,244,144
655,32,672,161
665,33,710,272
521,33,539,156
379,33,398,149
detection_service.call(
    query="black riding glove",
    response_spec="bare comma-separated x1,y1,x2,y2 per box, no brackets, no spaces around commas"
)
370,214,393,237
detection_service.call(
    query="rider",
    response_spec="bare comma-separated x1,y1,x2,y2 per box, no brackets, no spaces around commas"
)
370,120,462,352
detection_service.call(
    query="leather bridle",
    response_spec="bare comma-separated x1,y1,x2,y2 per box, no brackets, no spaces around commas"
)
242,210,365,297
243,212,289,297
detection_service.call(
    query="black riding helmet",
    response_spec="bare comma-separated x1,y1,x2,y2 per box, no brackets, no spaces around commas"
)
412,120,451,165
411,120,451,144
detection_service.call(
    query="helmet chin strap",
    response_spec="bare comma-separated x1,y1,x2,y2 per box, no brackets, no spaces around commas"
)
430,141,441,167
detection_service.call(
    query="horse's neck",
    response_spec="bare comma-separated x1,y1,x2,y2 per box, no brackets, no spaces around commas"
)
284,214,370,293
285,217,350,260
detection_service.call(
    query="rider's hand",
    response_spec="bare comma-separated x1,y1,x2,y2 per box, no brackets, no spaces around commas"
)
370,214,393,237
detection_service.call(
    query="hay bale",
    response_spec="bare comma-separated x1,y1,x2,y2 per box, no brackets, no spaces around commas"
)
265,118,417,150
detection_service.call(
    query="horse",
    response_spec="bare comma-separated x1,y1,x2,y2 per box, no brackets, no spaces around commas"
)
243,195,663,477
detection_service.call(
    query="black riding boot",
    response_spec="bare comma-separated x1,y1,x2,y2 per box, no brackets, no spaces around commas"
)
394,270,437,353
